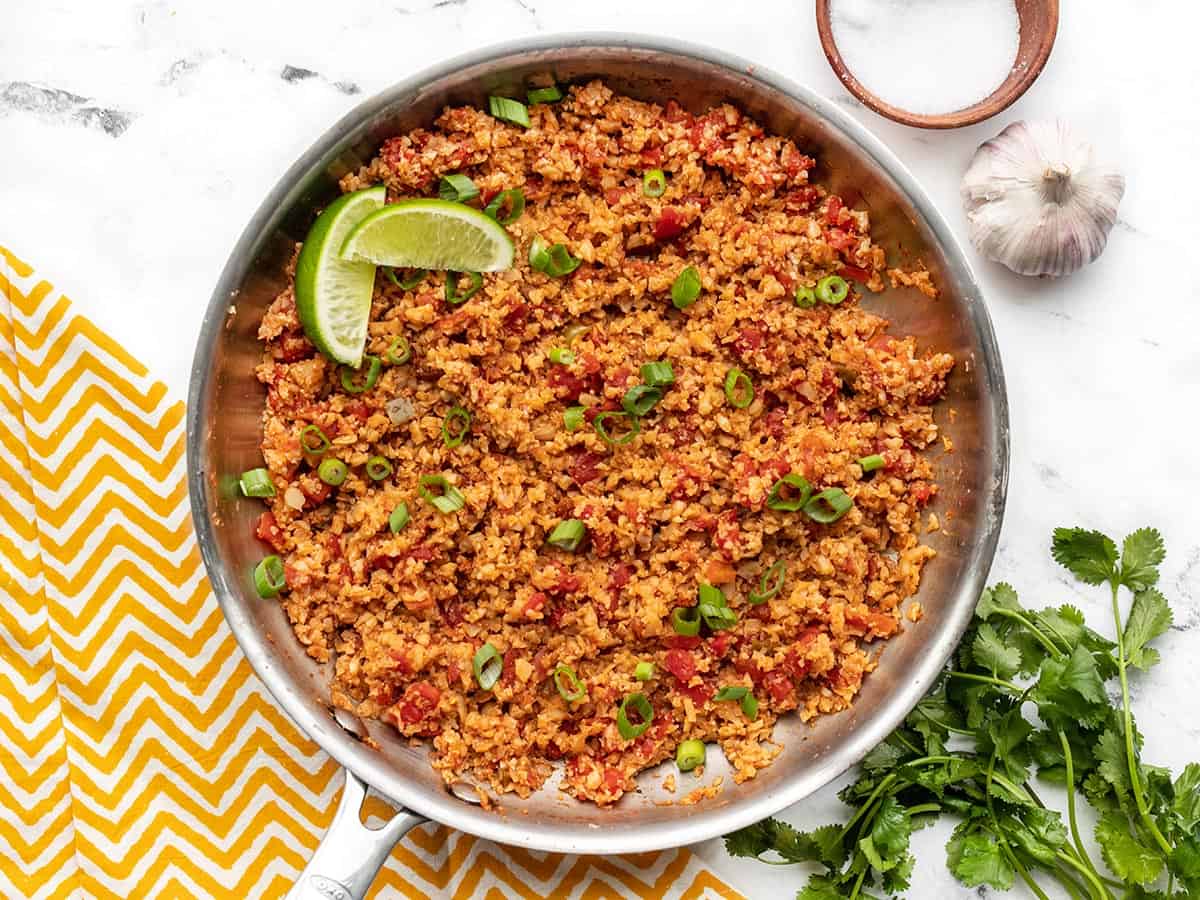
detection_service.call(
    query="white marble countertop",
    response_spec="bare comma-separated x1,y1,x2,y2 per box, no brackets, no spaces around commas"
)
4,1,1199,897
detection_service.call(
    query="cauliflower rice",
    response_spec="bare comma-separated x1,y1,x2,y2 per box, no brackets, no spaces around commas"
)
251,81,953,806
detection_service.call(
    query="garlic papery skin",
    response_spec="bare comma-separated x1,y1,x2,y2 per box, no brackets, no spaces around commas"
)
960,120,1125,277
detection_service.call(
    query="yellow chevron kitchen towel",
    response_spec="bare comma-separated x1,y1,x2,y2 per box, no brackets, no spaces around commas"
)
0,245,743,900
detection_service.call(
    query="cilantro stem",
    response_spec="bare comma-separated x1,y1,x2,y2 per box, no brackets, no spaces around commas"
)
990,608,1067,659
847,866,867,900
998,840,1052,900
1051,865,1089,900
914,706,975,736
986,752,1047,900
1109,578,1173,856
947,670,1023,692
1055,850,1113,900
1058,730,1104,889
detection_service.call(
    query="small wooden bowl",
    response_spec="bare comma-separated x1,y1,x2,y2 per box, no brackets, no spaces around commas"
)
815,0,1059,129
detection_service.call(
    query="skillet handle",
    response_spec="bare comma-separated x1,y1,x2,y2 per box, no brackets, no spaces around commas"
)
286,768,426,900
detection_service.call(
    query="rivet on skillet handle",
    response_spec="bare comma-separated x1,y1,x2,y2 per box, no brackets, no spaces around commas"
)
285,769,425,900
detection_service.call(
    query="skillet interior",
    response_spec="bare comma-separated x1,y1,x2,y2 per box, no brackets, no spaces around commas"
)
187,34,1007,854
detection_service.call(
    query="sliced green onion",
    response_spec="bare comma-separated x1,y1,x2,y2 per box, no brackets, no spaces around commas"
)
616,692,653,739
767,474,813,512
546,244,581,277
527,84,563,104
239,468,275,498
741,694,759,720
438,173,479,203
803,487,854,524
365,456,393,481
642,169,667,198
635,661,655,682
640,361,675,388
562,322,591,344
676,739,705,772
553,663,587,702
253,555,285,599
386,335,412,365
419,474,466,513
529,236,550,271
341,355,381,394
473,642,503,690
671,606,701,636
593,410,640,446
857,453,885,473
388,502,410,533
621,384,662,417
748,559,786,605
723,368,754,409
816,274,850,305
671,265,701,309
441,406,472,448
300,425,330,455
548,518,586,552
483,188,525,225
445,271,483,305
548,347,575,365
529,238,581,278
714,685,749,702
488,95,530,128
563,406,586,432
698,583,736,631
795,285,817,309
386,267,427,290
317,458,348,487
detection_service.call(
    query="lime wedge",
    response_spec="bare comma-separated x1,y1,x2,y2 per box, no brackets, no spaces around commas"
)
295,185,386,367
340,199,515,272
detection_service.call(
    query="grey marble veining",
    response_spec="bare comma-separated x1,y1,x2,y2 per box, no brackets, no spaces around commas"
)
3,0,1199,896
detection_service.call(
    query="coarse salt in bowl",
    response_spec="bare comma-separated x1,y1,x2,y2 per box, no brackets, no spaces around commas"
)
815,0,1060,129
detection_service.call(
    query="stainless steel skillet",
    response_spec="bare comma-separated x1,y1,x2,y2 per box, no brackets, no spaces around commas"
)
186,34,1009,899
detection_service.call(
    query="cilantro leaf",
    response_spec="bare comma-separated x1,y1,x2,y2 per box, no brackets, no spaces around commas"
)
1121,527,1166,592
946,829,1015,890
861,739,907,774
1173,763,1200,832
868,797,911,865
1096,811,1165,884
797,876,848,900
881,852,914,894
1096,727,1132,801
977,582,1022,620
1052,527,1118,585
1033,644,1108,728
1124,587,1173,671
972,623,1021,677
723,818,845,867
1169,835,1200,891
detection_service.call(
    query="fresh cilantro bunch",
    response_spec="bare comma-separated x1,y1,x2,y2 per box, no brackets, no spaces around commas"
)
725,527,1200,899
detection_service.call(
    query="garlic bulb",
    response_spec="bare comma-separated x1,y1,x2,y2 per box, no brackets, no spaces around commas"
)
960,120,1125,277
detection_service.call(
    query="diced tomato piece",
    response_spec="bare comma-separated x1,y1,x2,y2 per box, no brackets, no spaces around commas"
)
640,146,664,167
823,195,844,226
274,333,315,363
523,591,548,615
664,649,698,682
283,564,310,590
678,678,714,705
839,264,872,283
439,596,467,627
300,479,333,506
763,669,793,702
398,680,441,725
911,482,936,506
603,768,625,793
665,634,702,650
653,206,687,241
503,301,529,328
781,649,809,681
706,631,733,659
733,655,764,685
255,512,284,551
568,449,605,485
